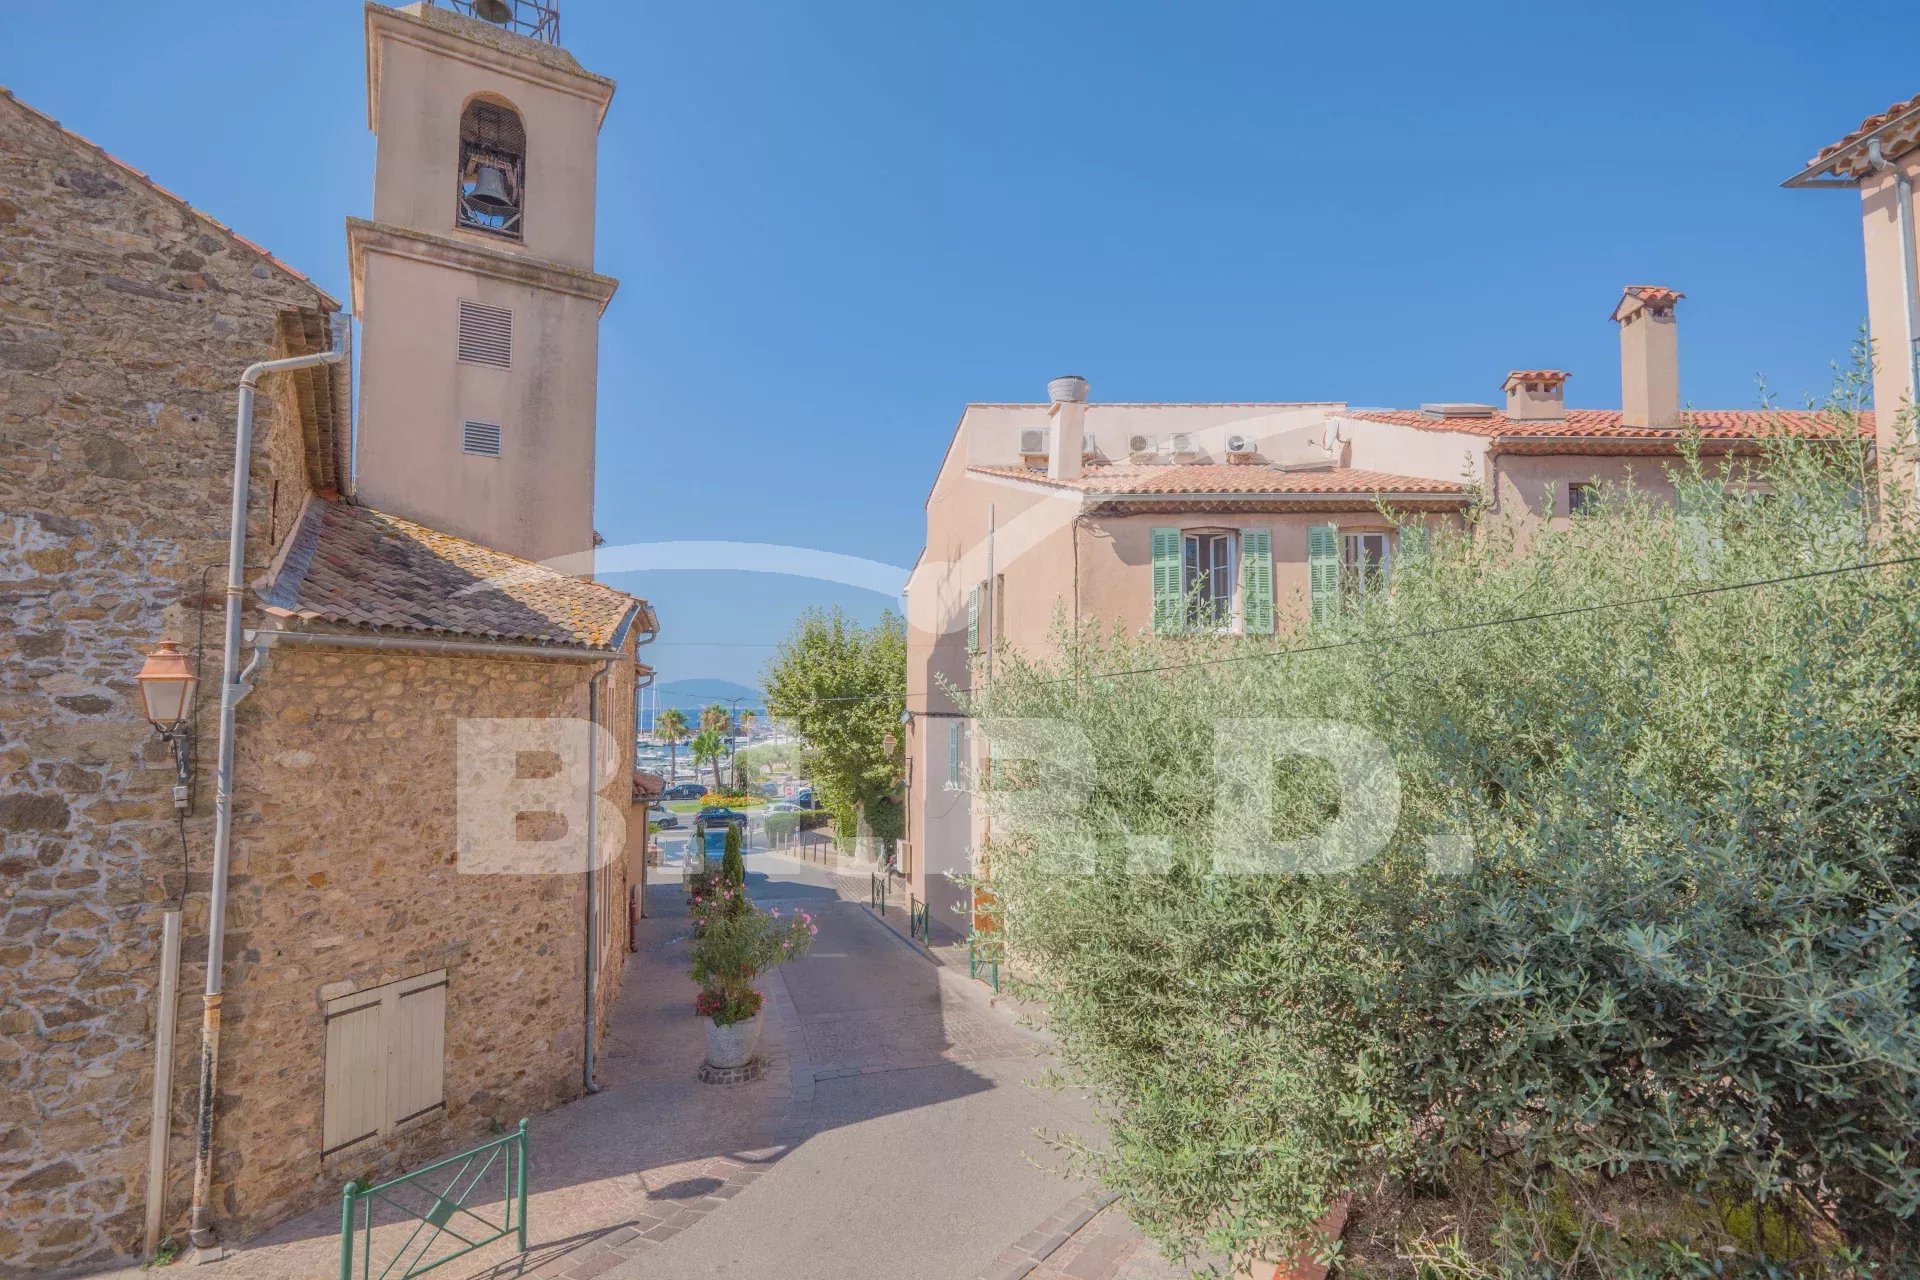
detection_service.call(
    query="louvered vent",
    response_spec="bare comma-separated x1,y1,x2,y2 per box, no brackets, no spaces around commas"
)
457,300,513,368
461,421,503,457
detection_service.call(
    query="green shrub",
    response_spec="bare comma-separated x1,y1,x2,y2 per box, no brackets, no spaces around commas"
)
721,824,745,888
764,812,798,844
968,421,1918,1274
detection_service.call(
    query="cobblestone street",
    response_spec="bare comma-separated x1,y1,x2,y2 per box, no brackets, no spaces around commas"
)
98,837,1194,1280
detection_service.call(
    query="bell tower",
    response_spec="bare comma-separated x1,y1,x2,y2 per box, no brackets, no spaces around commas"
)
348,0,617,568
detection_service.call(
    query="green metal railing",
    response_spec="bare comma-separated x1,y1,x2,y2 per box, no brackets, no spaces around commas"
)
869,871,887,914
968,937,1001,992
909,895,931,946
338,1119,529,1280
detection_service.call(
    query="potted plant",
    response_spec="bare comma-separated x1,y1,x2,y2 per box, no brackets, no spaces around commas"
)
690,905,816,1069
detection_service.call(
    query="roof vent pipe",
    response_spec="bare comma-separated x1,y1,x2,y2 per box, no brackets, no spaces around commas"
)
1046,376,1088,481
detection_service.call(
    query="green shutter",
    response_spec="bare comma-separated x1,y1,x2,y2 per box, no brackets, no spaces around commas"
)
1240,529,1274,635
1307,523,1340,627
1150,528,1181,634
967,584,980,653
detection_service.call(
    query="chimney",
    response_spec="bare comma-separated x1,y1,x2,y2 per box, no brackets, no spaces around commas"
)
1502,369,1569,422
1046,375,1088,481
1612,285,1684,428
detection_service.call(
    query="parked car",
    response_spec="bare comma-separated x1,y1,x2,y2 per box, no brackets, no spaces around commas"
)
649,806,680,829
695,806,751,831
789,787,814,809
766,801,799,814
664,782,707,801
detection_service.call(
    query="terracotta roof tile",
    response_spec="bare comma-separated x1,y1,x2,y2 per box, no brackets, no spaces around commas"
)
1815,92,1920,162
1504,370,1570,387
0,86,337,307
1343,407,1872,441
261,500,644,649
1622,285,1684,309
969,464,1467,497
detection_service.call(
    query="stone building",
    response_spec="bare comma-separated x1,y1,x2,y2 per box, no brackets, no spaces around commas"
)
0,3,650,1274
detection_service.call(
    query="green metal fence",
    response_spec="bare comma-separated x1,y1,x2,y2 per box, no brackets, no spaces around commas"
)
870,871,887,914
909,895,931,946
968,937,1001,992
338,1119,529,1280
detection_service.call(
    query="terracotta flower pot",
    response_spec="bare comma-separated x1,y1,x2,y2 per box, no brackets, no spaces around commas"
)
704,1012,763,1069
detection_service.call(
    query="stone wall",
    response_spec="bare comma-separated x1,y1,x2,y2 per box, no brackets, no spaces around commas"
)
203,643,623,1235
0,91,338,1276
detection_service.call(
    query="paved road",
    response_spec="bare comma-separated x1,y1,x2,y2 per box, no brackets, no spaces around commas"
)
607,846,1103,1280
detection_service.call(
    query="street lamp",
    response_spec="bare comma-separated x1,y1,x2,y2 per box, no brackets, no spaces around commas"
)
136,639,197,812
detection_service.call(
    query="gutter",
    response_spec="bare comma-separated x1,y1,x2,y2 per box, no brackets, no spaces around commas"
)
1090,490,1468,504
188,325,349,1251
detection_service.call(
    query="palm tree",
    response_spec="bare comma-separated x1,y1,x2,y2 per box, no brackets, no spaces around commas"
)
654,708,689,783
738,709,757,740
689,728,726,793
699,703,729,736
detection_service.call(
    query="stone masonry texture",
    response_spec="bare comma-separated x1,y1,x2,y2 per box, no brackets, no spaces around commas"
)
0,89,636,1276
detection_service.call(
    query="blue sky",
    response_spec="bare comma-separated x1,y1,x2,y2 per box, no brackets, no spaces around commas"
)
8,0,1909,689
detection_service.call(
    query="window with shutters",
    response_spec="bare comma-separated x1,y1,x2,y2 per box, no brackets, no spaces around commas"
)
322,970,448,1156
457,299,513,368
461,420,503,458
947,721,963,790
1568,482,1599,516
966,584,982,653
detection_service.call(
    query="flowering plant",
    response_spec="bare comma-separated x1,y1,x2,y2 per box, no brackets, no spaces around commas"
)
690,905,817,1026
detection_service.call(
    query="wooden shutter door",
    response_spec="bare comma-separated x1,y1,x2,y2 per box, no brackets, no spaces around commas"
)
1240,529,1273,635
1150,528,1180,634
322,994,385,1155
967,584,980,653
1307,523,1340,627
390,973,448,1127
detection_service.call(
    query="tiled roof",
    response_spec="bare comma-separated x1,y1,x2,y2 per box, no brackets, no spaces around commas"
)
261,500,644,649
1343,408,1873,441
1621,285,1683,309
1815,92,1920,163
1505,370,1570,387
0,87,337,307
969,464,1467,496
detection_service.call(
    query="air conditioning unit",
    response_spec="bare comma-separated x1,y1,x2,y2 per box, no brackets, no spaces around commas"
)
1127,433,1156,457
1018,428,1049,455
1226,434,1251,454
1166,432,1195,455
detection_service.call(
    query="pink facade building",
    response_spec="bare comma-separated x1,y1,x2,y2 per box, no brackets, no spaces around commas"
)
900,287,1871,937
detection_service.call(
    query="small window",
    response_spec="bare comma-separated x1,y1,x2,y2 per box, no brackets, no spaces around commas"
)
1568,482,1599,516
947,722,962,790
323,970,447,1156
457,300,513,368
1343,531,1391,601
461,421,503,457
1181,531,1234,630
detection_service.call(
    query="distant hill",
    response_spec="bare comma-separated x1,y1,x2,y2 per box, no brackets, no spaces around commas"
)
644,679,766,730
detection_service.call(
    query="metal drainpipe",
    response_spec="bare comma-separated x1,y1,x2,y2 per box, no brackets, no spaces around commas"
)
582,658,609,1095
188,331,347,1250
1867,138,1920,449
583,610,653,1092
